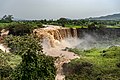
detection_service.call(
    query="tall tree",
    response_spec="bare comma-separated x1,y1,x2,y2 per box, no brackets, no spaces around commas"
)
5,35,56,80
1,15,13,23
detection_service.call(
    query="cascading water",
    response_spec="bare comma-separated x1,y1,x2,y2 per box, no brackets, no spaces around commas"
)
33,25,79,50
33,25,120,80
33,25,80,80
76,28,120,49
34,26,120,51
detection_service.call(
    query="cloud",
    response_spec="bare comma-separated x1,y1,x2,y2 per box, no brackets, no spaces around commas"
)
0,0,120,19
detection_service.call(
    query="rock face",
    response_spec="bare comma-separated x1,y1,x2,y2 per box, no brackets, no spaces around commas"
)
0,44,10,53
0,29,10,53
33,26,120,80
34,26,120,47
1,29,9,37
77,28,120,39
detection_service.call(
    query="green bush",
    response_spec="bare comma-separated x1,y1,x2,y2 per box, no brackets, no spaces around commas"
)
0,66,12,80
6,23,33,36
101,46,120,58
68,48,85,56
84,48,98,53
0,51,13,80
4,35,56,80
4,35,43,55
63,60,94,80
65,47,120,80
12,54,56,80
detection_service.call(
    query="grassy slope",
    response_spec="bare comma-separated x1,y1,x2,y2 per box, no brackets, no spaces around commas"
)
65,47,120,80
107,26,120,28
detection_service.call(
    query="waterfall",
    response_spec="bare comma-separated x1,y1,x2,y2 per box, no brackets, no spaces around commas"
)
33,26,78,48
33,26,120,50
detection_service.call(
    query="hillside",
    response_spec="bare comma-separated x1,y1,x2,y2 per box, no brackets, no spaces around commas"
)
89,13,120,20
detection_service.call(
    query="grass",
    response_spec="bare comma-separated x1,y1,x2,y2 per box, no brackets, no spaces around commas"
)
0,22,21,29
0,23,10,28
107,26,120,28
65,46,120,80
65,24,87,28
65,24,120,28
0,51,22,79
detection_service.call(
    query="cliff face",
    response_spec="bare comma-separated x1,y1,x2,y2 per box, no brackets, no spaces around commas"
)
77,28,120,39
33,25,120,49
33,27,120,80
33,26,79,80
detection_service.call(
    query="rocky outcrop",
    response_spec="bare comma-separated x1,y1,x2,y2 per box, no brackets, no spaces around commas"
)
0,29,10,53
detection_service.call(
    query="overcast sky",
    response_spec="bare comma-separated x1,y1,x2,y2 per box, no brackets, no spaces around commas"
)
0,0,120,20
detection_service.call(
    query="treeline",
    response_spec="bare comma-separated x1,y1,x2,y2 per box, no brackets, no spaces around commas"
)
1,15,120,28
0,15,43,36
34,18,120,28
0,15,120,36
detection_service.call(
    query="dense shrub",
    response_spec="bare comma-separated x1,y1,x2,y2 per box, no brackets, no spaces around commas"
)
0,66,12,80
88,22,97,29
101,46,120,58
84,48,98,53
4,35,56,80
63,60,93,80
0,51,13,80
4,35,43,55
12,54,56,80
65,47,120,80
6,23,32,36
68,48,84,56
63,61,93,74
98,24,107,29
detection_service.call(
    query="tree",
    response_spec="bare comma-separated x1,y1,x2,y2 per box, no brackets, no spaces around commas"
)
7,23,32,36
88,22,97,29
5,35,56,80
98,24,106,29
1,15,14,23
57,18,68,27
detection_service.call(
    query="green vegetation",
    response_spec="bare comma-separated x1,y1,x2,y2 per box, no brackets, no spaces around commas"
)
0,35,56,80
0,51,21,80
107,26,120,28
64,46,120,80
0,15,43,33
65,24,87,28
0,15,120,80
0,15,13,23
0,15,120,29
37,18,120,28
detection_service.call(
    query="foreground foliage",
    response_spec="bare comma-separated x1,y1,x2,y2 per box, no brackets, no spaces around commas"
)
1,35,56,80
65,46,120,80
0,50,21,80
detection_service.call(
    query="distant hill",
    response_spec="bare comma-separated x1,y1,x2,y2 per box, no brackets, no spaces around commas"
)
88,13,120,20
